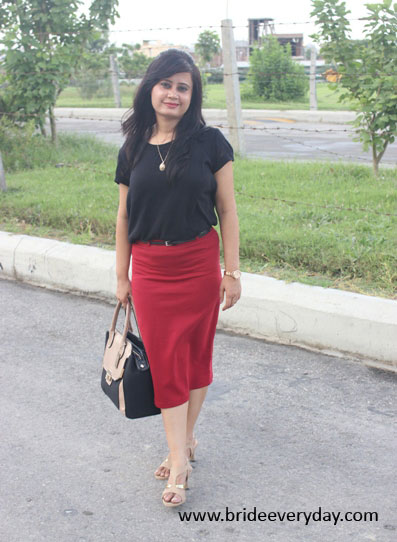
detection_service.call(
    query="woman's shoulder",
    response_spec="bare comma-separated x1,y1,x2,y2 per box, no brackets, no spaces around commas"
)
189,125,224,144
186,125,233,173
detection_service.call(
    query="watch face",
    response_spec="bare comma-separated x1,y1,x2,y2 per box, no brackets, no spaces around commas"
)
232,270,242,279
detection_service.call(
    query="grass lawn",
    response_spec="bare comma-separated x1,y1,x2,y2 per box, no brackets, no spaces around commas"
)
56,82,355,111
1,134,396,299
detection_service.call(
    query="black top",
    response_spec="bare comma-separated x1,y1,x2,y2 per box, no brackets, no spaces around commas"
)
114,126,234,243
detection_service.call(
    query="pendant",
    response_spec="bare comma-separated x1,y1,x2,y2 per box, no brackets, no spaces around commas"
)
159,162,165,171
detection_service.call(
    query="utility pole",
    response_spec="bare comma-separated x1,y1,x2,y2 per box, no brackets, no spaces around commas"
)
310,47,318,111
0,152,6,192
109,54,122,108
221,19,245,154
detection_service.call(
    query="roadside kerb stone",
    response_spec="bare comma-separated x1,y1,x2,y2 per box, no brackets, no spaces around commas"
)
1,230,396,373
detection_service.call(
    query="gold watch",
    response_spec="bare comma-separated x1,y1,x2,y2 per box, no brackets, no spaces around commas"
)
224,270,242,280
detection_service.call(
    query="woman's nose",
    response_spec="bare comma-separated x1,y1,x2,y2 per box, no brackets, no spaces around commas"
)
167,88,177,98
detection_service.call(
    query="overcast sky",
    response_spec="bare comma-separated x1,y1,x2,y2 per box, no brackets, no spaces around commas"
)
92,0,370,48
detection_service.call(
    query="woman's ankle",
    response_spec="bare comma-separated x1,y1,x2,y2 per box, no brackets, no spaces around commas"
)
170,453,187,467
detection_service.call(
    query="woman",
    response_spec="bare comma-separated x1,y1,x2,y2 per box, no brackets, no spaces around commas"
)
114,49,241,507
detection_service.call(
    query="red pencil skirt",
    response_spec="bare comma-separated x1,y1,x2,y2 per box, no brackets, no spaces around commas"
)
130,227,222,409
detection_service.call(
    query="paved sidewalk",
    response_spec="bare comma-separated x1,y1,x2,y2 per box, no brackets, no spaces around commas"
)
0,279,396,542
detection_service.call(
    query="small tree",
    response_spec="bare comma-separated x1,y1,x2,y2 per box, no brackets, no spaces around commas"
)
119,44,151,79
310,0,397,175
73,33,112,99
0,0,119,142
249,36,308,101
194,30,221,67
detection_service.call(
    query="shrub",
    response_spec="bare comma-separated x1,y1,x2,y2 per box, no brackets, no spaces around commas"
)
249,36,308,101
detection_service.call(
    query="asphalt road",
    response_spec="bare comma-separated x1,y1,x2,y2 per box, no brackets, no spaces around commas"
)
50,115,397,166
1,278,396,542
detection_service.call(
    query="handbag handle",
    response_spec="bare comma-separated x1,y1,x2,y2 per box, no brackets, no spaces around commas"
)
118,295,144,340
110,300,132,346
126,296,144,340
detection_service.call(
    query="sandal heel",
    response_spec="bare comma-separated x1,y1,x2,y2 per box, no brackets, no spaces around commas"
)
186,437,198,462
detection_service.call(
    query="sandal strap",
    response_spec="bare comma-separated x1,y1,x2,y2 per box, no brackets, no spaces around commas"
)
165,483,187,489
164,461,192,489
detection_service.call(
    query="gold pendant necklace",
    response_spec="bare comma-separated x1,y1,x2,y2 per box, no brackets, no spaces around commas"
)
156,141,174,171
155,131,175,171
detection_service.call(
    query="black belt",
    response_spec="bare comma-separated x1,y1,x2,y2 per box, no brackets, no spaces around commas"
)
146,227,212,246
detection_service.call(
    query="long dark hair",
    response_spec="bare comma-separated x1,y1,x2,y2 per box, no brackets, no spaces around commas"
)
121,49,206,183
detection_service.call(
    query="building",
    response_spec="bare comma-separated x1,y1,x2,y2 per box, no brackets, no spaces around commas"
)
248,18,304,58
273,34,304,57
248,18,276,44
235,40,250,63
140,40,192,59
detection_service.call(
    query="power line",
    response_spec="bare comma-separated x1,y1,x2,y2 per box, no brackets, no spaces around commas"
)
1,110,396,137
1,18,366,37
1,112,395,164
104,18,367,32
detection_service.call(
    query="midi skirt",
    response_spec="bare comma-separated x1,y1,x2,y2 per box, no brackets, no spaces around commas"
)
130,227,222,409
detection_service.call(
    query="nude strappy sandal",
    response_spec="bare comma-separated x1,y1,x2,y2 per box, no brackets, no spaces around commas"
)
162,459,192,508
154,436,198,479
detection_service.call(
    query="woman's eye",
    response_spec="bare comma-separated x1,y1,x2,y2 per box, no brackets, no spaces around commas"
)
160,81,188,92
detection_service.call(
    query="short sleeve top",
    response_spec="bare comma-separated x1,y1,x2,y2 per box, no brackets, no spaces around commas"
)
114,126,234,243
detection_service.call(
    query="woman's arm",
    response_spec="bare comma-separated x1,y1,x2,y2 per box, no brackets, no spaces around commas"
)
214,161,242,311
115,184,132,306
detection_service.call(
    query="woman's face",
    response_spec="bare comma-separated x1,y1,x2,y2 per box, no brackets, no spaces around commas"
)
151,72,193,122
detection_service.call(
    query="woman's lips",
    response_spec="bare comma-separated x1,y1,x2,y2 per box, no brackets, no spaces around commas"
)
164,103,179,108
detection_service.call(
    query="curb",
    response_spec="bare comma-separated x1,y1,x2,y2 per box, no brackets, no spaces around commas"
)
1,230,396,373
54,107,356,125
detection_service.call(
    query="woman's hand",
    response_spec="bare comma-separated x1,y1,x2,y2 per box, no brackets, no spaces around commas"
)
219,276,241,311
116,277,132,309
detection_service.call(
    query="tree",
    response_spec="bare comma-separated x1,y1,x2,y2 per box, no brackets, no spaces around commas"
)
118,44,151,79
72,32,113,100
72,41,150,100
194,30,221,67
311,0,397,175
249,36,308,101
0,0,119,142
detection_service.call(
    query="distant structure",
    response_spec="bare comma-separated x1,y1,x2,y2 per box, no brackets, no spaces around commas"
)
140,40,192,58
235,40,250,63
248,18,304,58
248,18,276,45
273,34,304,57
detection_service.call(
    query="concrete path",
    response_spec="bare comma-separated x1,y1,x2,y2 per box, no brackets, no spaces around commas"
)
1,279,396,542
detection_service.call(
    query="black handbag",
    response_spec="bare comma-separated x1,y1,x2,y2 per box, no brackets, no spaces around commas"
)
101,297,161,419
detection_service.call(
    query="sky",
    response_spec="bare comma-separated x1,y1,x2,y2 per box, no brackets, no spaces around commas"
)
89,0,370,49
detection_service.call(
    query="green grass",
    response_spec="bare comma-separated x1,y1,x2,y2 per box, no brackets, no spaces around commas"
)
1,134,396,298
55,83,136,109
56,82,355,111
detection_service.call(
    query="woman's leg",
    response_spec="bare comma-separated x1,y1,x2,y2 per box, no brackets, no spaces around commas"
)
161,401,189,504
154,386,208,480
186,386,208,442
